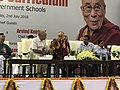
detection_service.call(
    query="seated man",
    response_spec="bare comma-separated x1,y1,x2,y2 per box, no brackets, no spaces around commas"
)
0,32,18,77
78,35,95,52
95,40,111,76
78,35,95,77
95,40,111,60
0,33,15,59
32,31,48,77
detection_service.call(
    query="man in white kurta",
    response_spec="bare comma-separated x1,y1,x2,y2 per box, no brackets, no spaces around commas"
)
32,31,48,77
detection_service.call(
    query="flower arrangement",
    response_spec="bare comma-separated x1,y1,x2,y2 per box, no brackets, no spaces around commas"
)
106,77,119,90
112,51,120,60
4,79,19,90
76,50,99,61
72,78,86,90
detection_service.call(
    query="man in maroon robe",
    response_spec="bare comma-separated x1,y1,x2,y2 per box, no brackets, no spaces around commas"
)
49,31,69,77
77,0,120,46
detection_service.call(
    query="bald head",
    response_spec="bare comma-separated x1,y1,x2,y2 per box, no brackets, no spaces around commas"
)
81,0,105,5
38,31,47,41
38,31,46,35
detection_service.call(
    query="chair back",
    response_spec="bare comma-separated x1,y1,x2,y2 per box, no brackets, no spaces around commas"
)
111,45,120,60
4,41,10,46
69,40,82,51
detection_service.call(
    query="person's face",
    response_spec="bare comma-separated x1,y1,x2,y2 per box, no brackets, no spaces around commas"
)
2,35,5,42
0,35,5,43
58,32,64,41
83,37,89,43
39,32,47,41
63,35,68,42
99,41,104,47
81,0,106,31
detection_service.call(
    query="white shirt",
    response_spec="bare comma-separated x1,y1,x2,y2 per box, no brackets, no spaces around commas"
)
95,46,109,57
78,42,95,52
32,36,47,56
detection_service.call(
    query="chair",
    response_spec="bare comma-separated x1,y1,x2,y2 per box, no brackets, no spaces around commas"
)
21,38,33,59
18,38,36,77
69,40,82,52
111,45,120,60
46,39,52,49
4,41,10,46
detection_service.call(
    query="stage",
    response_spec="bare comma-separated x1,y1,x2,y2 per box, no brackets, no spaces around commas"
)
0,77,120,90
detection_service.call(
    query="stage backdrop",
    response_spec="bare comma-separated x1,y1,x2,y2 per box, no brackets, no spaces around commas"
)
0,0,120,52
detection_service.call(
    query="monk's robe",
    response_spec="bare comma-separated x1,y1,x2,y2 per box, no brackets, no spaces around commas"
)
77,18,120,45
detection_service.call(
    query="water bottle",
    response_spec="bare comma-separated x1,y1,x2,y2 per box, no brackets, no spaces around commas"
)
100,53,102,60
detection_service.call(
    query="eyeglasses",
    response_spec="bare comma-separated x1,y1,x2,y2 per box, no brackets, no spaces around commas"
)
58,35,63,37
81,4,105,16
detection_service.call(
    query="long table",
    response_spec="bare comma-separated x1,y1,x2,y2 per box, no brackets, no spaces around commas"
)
8,59,120,78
